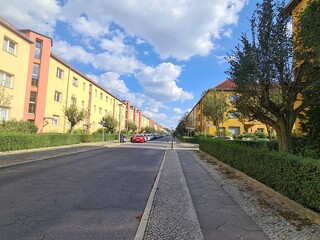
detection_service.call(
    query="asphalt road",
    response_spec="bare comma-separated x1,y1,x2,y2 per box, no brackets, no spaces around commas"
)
0,145,165,240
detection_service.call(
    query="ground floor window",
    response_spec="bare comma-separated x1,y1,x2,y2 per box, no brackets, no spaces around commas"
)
0,107,9,120
229,127,240,135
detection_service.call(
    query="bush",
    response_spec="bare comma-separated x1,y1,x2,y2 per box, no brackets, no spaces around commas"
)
0,119,38,134
0,134,81,152
200,138,320,212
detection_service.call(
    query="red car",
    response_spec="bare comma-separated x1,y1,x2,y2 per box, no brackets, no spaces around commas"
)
132,134,145,143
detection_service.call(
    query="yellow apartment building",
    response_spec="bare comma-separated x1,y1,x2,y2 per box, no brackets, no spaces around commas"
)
187,79,268,137
0,17,158,134
0,18,32,121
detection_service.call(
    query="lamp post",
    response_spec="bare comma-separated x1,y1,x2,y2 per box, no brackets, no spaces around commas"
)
102,120,105,145
118,104,122,143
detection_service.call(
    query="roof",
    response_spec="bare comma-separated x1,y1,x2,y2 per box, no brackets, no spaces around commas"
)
0,17,33,44
283,0,302,15
212,79,235,91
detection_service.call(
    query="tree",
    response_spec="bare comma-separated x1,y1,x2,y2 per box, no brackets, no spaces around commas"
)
203,90,228,136
226,0,320,153
0,86,12,108
63,105,87,134
176,114,193,136
101,115,118,133
296,0,320,155
127,121,137,133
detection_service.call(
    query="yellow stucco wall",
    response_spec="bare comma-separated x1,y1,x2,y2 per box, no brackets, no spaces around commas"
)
0,24,31,120
44,56,126,133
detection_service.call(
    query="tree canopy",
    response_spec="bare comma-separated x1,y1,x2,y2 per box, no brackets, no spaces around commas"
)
226,0,319,153
101,115,118,133
202,90,228,136
63,105,87,134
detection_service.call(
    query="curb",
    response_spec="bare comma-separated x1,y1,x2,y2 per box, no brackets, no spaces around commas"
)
134,150,167,240
199,150,320,226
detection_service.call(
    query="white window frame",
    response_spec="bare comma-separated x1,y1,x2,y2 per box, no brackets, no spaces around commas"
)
3,37,17,55
0,71,13,88
100,92,103,100
56,68,64,79
0,107,9,121
34,39,42,59
28,91,37,114
71,97,77,106
52,115,59,126
99,107,102,115
83,82,86,91
72,77,78,87
54,91,62,102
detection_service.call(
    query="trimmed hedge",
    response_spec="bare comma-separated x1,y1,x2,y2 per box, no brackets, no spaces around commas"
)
199,138,320,213
0,133,117,152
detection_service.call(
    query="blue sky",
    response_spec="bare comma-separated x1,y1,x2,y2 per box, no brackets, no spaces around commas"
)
1,0,285,129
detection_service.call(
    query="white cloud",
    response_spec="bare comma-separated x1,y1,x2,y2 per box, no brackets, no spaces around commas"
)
59,0,247,60
71,16,109,38
216,55,228,65
173,107,183,114
0,0,60,35
136,62,193,102
52,40,94,63
143,111,167,120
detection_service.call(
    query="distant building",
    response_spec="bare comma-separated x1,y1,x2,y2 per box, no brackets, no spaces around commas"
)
0,17,162,133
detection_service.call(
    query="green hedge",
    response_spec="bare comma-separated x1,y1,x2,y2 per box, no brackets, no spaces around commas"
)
199,138,320,213
0,133,117,152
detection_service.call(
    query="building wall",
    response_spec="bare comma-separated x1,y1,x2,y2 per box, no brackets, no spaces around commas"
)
0,20,31,121
21,30,52,132
0,17,161,134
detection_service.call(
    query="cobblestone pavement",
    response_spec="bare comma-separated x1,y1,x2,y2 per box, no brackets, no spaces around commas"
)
144,150,204,240
192,150,320,240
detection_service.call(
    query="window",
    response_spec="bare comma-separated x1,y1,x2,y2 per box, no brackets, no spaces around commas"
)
0,71,13,88
71,97,77,106
0,107,9,121
72,77,78,87
32,63,40,87
94,105,96,113
83,82,86,91
34,39,42,59
3,37,16,55
56,68,63,79
52,115,59,126
99,107,102,115
105,96,108,103
105,109,108,115
54,91,62,102
82,101,85,108
228,111,240,119
28,91,37,114
95,89,97,97
100,92,103,100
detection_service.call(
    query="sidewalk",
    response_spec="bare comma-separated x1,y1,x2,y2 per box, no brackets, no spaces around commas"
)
142,141,320,240
143,149,269,240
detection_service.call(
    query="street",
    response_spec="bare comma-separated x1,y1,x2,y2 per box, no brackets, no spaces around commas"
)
0,138,169,240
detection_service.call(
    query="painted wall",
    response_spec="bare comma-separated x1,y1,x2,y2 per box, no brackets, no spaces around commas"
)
0,21,31,121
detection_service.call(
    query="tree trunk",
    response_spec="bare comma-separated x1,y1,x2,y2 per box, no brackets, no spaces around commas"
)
70,124,75,134
275,118,294,153
215,124,220,137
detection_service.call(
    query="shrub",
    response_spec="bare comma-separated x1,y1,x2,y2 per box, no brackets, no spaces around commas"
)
0,119,38,134
0,134,81,152
200,138,320,212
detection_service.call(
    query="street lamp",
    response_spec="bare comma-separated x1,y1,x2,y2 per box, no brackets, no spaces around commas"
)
102,120,105,145
118,104,122,143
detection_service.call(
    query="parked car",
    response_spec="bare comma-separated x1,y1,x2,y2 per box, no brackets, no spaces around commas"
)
132,134,146,143
212,136,234,141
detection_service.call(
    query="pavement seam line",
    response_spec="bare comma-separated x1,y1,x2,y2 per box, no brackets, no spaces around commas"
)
134,150,167,240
